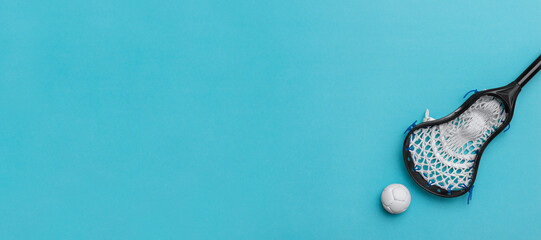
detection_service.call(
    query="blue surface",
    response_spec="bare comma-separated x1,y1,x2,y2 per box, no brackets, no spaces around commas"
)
1,0,540,239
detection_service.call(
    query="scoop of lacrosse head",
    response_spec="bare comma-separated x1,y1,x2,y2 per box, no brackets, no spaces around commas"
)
403,55,541,197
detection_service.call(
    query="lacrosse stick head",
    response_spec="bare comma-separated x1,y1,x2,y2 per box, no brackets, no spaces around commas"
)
403,85,517,197
403,54,541,197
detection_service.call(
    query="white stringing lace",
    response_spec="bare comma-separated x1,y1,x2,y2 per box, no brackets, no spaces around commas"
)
408,95,507,191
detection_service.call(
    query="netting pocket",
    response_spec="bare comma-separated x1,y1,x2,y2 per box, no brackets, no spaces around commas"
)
407,96,507,191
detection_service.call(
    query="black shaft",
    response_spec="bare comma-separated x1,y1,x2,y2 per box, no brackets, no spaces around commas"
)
515,54,541,87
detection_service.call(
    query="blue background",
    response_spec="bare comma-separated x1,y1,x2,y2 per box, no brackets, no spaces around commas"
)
1,0,540,239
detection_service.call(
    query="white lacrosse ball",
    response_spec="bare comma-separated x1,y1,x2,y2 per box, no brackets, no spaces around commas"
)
381,184,411,214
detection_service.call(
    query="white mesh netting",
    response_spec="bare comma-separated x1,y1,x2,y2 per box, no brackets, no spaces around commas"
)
408,95,507,191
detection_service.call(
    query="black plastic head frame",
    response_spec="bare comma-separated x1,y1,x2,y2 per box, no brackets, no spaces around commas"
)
403,54,541,198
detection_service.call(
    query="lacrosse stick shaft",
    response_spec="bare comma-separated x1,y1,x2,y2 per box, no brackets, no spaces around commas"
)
515,54,541,87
